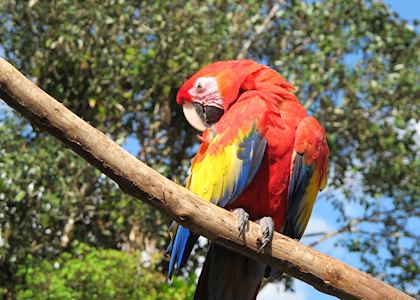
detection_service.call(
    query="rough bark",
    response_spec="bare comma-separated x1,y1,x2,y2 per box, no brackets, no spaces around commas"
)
0,58,413,300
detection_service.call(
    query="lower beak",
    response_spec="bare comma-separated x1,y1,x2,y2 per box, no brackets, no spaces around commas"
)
202,105,224,126
192,103,224,126
183,102,224,131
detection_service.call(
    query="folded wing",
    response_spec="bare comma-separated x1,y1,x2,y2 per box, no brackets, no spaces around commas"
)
284,116,329,239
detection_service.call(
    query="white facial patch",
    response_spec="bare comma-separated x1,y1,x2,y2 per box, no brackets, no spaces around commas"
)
188,77,224,109
182,102,207,131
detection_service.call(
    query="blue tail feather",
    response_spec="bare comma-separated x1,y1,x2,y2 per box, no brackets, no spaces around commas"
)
167,225,198,279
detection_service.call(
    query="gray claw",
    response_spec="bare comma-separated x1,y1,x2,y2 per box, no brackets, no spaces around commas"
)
257,216,275,252
232,208,249,238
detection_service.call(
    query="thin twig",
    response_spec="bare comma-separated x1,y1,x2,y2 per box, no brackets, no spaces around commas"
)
237,1,283,59
308,218,364,247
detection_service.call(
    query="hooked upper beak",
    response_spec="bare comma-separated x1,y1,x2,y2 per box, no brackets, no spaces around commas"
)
182,102,224,131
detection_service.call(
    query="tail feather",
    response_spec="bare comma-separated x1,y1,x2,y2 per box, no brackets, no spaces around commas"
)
194,244,265,300
194,244,212,300
167,224,199,279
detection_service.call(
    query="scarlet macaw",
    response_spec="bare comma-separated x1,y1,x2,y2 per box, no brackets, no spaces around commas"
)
166,60,329,299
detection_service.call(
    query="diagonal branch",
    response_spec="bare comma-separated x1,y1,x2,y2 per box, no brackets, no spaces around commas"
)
0,58,413,300
237,1,283,59
307,218,365,247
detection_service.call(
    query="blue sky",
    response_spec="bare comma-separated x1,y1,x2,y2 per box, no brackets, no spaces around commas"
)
384,0,419,24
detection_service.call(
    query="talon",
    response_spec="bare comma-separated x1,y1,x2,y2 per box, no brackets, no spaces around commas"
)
257,216,274,253
232,208,249,238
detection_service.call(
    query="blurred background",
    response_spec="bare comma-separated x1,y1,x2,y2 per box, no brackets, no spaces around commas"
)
0,1,418,299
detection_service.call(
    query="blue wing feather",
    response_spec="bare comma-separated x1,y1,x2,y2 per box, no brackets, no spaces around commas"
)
284,153,314,239
219,127,266,207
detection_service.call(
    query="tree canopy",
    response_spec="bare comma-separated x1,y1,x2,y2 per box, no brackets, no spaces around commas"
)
0,0,418,298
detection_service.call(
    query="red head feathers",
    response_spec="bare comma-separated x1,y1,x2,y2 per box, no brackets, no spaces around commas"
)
177,59,296,131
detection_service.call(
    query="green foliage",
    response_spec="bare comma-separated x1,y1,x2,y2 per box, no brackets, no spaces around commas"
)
0,113,170,291
0,0,418,297
15,243,195,300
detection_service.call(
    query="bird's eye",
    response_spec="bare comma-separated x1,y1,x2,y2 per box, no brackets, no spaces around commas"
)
196,81,205,93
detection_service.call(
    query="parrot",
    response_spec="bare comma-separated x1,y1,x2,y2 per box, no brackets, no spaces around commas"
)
165,59,329,299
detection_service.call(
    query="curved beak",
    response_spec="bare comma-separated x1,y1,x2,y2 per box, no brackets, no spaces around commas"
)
182,102,224,131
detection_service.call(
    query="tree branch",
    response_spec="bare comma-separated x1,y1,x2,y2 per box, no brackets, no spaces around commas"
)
237,2,283,59
307,218,364,247
0,58,413,300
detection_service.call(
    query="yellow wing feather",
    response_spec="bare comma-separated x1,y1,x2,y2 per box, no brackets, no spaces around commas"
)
188,126,266,207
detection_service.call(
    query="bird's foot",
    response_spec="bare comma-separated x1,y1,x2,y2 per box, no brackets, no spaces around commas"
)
231,208,249,238
256,216,275,253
